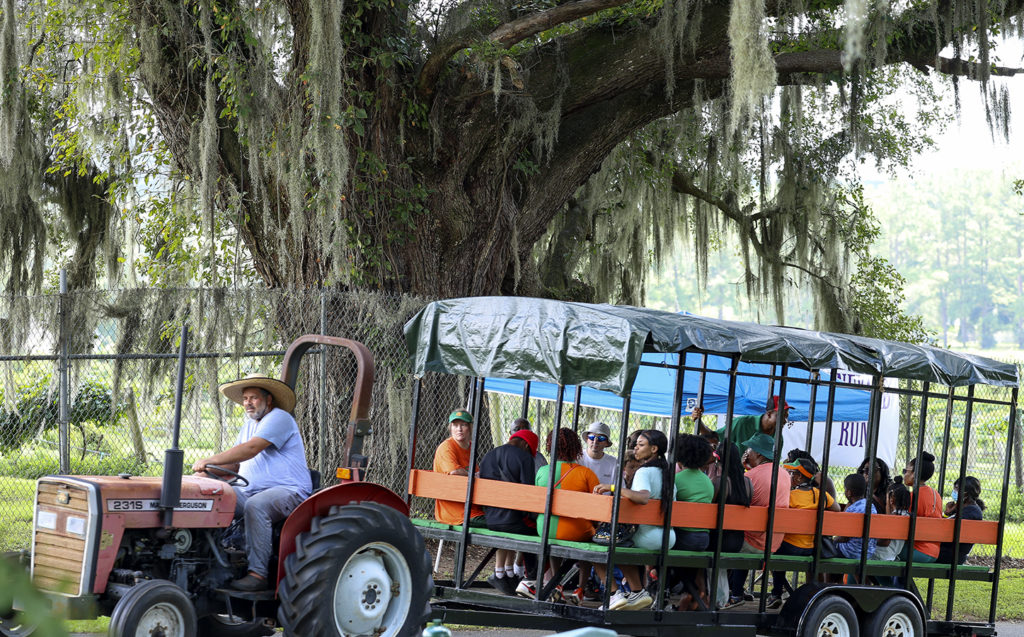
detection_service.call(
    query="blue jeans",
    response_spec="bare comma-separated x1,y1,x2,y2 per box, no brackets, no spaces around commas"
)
674,530,710,551
234,486,305,577
771,542,813,595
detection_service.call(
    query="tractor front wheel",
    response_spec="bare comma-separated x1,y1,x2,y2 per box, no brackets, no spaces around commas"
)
277,503,432,637
108,579,197,637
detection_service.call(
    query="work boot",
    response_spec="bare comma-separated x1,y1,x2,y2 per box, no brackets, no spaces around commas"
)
231,573,268,591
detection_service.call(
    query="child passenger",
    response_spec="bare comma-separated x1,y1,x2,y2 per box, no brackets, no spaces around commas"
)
833,473,877,560
872,476,911,562
768,457,839,608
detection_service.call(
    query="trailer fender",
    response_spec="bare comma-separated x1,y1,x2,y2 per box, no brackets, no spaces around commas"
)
275,482,409,588
789,584,925,636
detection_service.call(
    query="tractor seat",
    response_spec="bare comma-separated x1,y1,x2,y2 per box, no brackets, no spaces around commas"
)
309,469,321,492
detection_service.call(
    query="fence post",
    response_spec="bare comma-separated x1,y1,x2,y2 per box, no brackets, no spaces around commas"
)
318,288,327,478
1014,406,1023,493
58,269,70,475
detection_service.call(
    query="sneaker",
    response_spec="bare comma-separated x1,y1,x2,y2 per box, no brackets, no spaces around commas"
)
549,585,564,603
616,590,653,611
487,574,515,596
742,589,755,601
583,583,602,601
603,589,627,611
720,595,744,610
766,594,783,609
515,579,537,598
567,587,585,605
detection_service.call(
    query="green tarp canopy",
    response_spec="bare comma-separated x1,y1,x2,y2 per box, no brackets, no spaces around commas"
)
404,297,1019,396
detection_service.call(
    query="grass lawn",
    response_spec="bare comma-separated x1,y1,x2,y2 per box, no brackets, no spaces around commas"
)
0,477,35,552
917,570,1024,621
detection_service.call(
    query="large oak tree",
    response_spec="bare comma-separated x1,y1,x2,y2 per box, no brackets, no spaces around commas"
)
0,0,1021,329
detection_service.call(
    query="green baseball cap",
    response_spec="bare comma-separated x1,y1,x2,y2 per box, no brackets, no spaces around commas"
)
449,409,473,423
742,432,776,460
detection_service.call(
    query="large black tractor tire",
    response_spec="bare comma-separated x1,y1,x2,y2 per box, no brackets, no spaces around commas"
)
198,614,275,637
277,503,432,637
108,579,197,637
860,596,923,637
798,594,860,637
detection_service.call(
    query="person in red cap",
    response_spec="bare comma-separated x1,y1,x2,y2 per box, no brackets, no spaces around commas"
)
478,426,540,595
692,395,791,446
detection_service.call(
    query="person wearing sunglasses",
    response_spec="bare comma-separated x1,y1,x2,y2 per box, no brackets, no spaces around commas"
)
579,421,618,486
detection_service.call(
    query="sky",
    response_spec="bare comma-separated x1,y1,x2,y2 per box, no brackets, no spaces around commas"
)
913,39,1023,173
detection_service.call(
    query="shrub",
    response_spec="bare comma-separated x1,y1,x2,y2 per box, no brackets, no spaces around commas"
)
0,379,123,452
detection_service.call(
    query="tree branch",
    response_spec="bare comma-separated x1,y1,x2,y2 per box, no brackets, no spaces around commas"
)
417,0,637,99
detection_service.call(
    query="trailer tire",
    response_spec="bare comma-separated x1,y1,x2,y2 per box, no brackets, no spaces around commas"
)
799,594,859,637
108,579,197,637
861,596,922,637
277,502,431,637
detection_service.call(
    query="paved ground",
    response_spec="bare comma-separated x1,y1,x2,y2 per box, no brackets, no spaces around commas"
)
67,621,1024,636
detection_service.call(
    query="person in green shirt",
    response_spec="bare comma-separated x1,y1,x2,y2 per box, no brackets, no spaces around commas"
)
670,433,715,610
692,395,790,446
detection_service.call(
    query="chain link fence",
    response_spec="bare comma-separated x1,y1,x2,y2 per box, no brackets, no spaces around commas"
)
2,288,1023,566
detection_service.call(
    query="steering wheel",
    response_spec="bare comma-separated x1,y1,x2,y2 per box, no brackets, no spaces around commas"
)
204,464,250,488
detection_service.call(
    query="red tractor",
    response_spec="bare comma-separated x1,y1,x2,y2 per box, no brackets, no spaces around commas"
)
22,334,432,637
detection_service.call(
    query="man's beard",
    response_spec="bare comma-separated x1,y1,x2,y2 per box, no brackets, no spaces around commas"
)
246,405,268,420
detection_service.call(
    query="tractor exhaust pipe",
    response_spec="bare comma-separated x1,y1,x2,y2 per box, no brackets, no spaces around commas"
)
159,325,189,527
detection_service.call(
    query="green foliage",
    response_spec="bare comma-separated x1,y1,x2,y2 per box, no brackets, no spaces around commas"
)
868,168,1024,348
0,556,68,636
0,378,124,451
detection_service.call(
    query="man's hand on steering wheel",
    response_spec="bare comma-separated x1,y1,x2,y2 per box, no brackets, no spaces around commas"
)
201,464,250,488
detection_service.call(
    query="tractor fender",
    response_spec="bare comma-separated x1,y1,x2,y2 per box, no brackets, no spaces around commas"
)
275,482,409,588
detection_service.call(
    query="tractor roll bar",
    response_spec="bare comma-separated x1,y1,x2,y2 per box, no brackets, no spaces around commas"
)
280,335,376,472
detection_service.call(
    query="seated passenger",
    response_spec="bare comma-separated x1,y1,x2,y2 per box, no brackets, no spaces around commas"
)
593,430,676,611
511,418,548,473
432,409,485,526
786,448,837,501
901,451,942,563
479,429,540,595
525,427,601,600
709,441,752,609
937,476,985,564
580,421,618,486
833,473,877,560
872,477,911,578
724,432,790,609
858,457,893,516
670,434,714,611
768,457,838,608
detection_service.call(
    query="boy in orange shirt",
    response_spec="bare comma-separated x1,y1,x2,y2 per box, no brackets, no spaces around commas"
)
432,409,485,525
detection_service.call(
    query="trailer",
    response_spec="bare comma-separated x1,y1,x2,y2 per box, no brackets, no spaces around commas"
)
402,297,1018,637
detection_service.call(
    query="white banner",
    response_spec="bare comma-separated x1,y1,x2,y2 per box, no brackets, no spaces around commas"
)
781,372,899,470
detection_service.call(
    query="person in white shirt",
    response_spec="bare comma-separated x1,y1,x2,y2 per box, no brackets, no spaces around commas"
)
579,421,618,486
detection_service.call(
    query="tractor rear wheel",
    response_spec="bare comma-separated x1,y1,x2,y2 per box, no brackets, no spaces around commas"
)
277,503,432,637
108,579,197,637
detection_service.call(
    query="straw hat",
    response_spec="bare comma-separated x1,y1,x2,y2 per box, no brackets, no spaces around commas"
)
219,374,296,414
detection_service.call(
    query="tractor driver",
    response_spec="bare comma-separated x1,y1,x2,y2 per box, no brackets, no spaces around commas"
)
192,374,312,591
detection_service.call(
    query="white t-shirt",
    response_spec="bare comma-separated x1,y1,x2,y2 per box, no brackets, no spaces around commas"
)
580,452,618,485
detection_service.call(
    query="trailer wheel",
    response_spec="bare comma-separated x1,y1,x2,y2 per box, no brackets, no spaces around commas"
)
108,579,197,637
799,594,859,637
861,596,922,637
277,502,432,637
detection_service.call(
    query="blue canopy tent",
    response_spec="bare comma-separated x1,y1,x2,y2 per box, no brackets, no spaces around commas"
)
485,351,874,421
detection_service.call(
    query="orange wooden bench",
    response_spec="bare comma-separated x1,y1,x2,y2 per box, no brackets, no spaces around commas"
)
408,469,997,579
